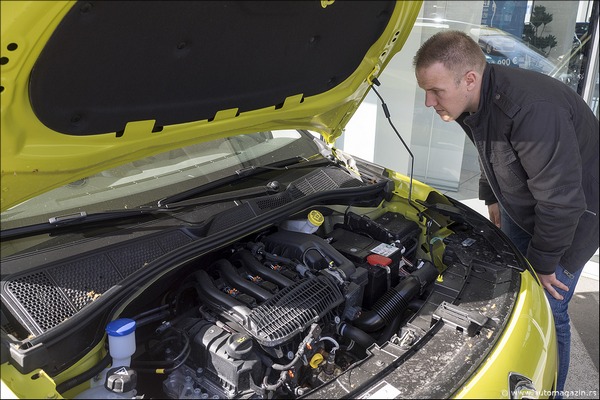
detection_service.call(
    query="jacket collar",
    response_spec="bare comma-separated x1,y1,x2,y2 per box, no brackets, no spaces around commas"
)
466,64,521,126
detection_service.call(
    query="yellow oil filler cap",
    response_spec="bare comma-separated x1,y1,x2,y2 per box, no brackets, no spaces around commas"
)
309,353,324,369
308,210,324,227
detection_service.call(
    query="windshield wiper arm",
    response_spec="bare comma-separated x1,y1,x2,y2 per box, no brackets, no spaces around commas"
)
1,181,284,241
160,181,282,209
157,156,333,206
1,208,168,241
47,211,88,224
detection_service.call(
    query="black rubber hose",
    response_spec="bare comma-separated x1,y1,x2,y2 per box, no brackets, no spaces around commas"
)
232,249,295,288
133,329,191,374
133,329,190,368
352,283,416,332
130,304,170,321
352,261,438,332
374,299,423,346
56,353,111,395
263,369,288,391
193,269,251,323
135,310,172,328
376,313,404,346
214,258,273,302
338,323,376,349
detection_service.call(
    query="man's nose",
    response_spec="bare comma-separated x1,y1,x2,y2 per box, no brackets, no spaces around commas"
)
424,92,437,107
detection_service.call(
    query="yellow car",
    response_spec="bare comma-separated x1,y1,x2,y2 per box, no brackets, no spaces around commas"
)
1,1,556,399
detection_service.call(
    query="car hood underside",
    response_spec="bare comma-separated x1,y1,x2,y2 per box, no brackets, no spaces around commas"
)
0,0,421,210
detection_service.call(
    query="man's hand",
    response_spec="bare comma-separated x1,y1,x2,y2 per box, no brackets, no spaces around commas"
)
487,203,501,228
538,273,569,300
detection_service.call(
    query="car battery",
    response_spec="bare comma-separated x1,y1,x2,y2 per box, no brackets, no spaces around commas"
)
344,211,421,260
328,228,403,309
374,212,421,243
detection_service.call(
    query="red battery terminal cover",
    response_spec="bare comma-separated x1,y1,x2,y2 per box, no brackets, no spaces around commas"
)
367,254,392,267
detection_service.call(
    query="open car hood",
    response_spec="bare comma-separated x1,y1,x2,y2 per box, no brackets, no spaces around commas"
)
0,0,421,211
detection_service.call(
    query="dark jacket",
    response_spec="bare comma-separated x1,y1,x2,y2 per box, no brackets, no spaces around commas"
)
457,64,599,275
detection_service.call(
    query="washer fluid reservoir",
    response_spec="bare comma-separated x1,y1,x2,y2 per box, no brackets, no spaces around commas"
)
279,210,324,234
75,318,138,399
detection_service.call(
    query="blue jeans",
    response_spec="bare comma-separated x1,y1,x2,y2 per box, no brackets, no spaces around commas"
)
500,209,583,396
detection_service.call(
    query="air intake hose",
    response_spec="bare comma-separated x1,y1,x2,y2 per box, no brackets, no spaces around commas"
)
193,269,251,325
338,323,376,349
214,258,273,302
231,249,295,289
352,260,438,332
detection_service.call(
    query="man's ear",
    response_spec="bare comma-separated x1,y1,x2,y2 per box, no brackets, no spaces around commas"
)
465,70,479,91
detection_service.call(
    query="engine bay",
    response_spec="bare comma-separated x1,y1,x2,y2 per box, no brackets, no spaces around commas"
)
21,203,516,399
2,178,526,399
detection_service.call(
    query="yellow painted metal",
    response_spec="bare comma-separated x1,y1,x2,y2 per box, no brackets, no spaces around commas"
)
0,1,423,211
0,363,61,399
453,270,557,399
0,340,107,399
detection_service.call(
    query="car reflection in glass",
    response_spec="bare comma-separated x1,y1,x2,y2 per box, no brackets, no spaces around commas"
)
415,18,578,90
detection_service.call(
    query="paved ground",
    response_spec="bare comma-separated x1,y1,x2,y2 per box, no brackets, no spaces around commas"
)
565,275,599,399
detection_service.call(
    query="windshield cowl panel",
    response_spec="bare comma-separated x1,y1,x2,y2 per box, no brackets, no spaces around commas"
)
1,130,322,230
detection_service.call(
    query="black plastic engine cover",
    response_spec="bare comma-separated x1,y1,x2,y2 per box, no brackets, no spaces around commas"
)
190,320,263,394
261,230,355,277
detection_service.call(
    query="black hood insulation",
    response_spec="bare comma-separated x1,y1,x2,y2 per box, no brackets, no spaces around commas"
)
29,0,395,135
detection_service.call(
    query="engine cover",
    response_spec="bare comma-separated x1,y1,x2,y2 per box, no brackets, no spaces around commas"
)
246,275,344,346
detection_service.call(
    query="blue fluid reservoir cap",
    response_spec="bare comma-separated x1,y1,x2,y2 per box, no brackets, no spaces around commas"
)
106,318,136,337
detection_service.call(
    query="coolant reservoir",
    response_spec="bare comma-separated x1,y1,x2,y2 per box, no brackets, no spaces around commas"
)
279,210,324,234
74,367,138,399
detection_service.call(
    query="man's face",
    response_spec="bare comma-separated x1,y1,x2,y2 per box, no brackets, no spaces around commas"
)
416,62,475,122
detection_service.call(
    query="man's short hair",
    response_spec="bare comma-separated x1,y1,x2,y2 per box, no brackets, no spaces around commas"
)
413,30,487,84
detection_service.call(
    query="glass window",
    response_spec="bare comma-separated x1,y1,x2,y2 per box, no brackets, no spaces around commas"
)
342,0,598,192
0,130,321,228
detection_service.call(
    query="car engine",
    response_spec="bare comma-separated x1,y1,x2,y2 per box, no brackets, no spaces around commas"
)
3,195,525,399
124,211,438,399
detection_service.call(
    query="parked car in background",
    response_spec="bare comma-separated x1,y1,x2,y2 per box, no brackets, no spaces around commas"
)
416,18,574,87
477,26,517,56
575,22,589,41
475,25,556,73
1,2,556,399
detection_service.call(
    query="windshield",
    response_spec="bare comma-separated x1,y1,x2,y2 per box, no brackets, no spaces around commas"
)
1,130,324,230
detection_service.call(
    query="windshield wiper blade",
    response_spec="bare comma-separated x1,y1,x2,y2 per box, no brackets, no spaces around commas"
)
2,156,333,241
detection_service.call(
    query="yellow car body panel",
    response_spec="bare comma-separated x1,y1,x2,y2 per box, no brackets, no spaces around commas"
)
2,170,557,399
0,1,422,211
455,271,557,398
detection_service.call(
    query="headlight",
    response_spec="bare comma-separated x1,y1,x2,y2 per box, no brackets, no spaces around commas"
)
509,372,540,399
